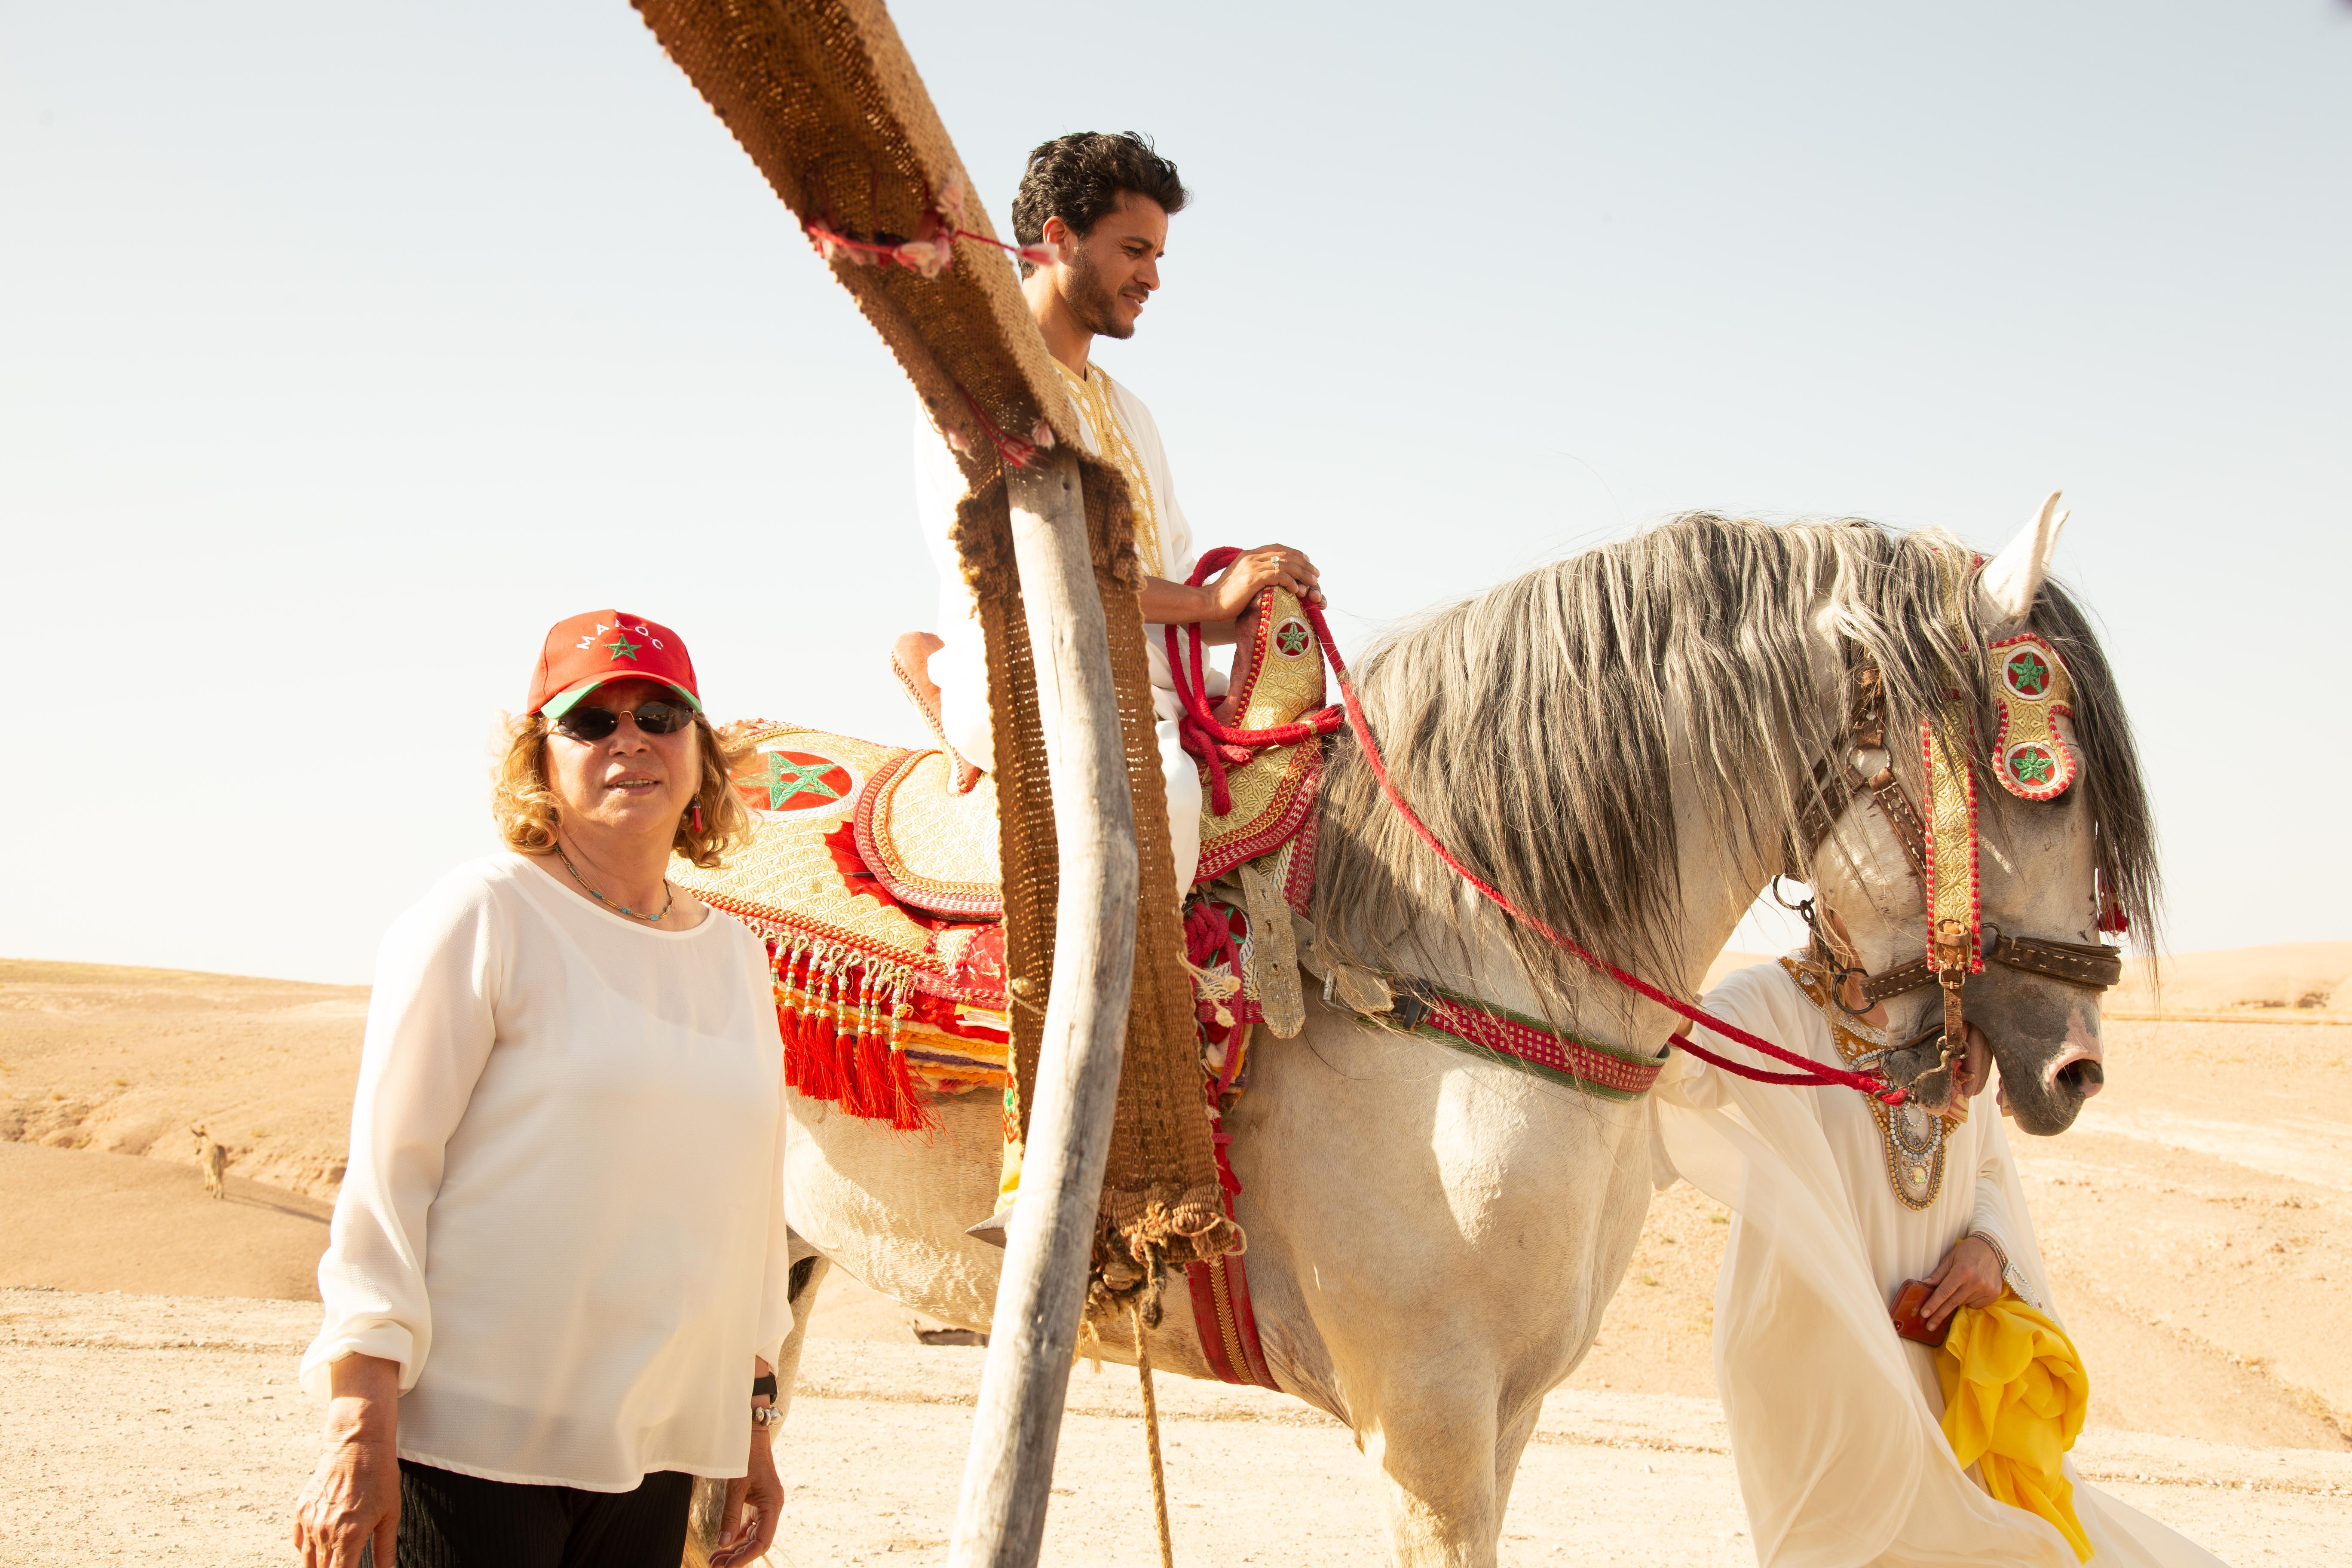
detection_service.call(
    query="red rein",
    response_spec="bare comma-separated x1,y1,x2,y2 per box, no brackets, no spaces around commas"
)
1164,551,1901,1106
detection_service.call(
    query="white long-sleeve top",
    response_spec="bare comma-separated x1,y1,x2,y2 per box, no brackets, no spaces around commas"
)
1652,959,2221,1568
301,853,794,1492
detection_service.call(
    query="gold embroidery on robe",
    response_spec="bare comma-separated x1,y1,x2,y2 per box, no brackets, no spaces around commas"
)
1056,361,1165,578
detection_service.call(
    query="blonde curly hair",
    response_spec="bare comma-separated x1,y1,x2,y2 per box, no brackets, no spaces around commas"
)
492,708,754,870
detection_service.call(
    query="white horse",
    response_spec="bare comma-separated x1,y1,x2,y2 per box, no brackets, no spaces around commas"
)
749,503,2154,1566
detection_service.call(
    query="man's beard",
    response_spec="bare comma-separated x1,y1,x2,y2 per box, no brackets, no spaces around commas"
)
1065,246,1134,340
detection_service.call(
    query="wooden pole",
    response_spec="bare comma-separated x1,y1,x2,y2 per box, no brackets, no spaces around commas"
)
948,447,1141,1568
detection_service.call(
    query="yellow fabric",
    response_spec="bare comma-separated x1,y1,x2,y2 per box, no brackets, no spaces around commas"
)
1936,1290,2092,1562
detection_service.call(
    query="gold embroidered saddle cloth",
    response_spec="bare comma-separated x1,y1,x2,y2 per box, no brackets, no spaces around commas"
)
859,586,1332,919
663,592,1331,1127
665,722,1013,1129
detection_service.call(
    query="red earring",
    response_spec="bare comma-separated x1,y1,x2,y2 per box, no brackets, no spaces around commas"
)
691,803,705,835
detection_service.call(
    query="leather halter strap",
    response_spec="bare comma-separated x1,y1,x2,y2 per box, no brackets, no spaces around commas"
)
1790,669,2122,1003
1856,930,2123,1002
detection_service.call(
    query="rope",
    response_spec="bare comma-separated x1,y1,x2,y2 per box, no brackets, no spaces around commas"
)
1163,553,1902,1106
1133,1302,1174,1568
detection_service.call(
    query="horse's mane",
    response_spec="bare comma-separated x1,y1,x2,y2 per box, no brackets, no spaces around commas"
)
1309,513,2159,1024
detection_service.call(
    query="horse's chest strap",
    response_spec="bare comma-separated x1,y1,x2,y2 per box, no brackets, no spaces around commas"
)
1353,979,1668,1102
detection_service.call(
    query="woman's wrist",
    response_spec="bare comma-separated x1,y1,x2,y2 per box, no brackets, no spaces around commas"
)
1967,1229,2010,1278
324,1352,401,1443
323,1394,397,1446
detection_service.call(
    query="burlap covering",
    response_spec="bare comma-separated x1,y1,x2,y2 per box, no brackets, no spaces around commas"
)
633,0,1234,1301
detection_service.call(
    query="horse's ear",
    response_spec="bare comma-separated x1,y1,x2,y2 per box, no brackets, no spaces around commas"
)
1977,491,2070,630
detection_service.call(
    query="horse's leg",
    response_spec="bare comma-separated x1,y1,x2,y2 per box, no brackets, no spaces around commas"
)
684,1252,830,1566
1357,1367,1507,1567
1231,1005,1655,1566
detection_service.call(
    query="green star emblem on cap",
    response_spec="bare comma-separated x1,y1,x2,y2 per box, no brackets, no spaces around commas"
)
757,753,842,809
602,633,643,662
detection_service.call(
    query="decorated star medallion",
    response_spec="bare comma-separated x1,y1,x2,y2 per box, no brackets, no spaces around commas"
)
2002,648,2050,698
731,747,858,818
1273,617,1312,658
2005,742,2058,787
759,754,840,807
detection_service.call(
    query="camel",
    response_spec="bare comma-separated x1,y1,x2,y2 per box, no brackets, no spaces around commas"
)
741,501,2153,1566
190,1124,227,1200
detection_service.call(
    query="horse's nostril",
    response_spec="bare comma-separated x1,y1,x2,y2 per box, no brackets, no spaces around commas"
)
2055,1059,2104,1099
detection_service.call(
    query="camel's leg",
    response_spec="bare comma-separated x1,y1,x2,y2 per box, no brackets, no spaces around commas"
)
684,1253,829,1566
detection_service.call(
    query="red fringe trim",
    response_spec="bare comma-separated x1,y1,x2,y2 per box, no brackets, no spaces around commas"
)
772,944,940,1134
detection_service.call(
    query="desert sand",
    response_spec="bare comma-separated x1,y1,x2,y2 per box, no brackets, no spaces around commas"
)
3,946,2348,1563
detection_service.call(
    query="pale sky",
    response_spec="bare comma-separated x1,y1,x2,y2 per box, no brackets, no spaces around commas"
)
5,1,2346,984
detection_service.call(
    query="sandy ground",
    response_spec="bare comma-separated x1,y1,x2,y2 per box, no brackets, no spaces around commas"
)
4,950,2349,1562
6,1290,2347,1567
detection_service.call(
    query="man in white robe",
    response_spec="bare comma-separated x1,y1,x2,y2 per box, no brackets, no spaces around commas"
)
910,131,1320,896
1653,954,2226,1568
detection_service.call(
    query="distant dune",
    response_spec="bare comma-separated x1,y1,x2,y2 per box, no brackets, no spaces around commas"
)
2111,941,2351,1019
0,1140,330,1299
0,958,363,1199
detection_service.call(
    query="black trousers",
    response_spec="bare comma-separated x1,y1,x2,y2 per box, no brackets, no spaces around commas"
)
392,1459,694,1568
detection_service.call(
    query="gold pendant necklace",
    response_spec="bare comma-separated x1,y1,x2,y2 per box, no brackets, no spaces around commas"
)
1782,958,1946,1210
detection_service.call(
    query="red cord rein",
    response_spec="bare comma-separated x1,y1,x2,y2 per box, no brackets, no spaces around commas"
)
1164,552,1901,1106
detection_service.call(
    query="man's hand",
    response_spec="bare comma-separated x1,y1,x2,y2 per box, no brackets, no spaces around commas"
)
1919,1234,2006,1332
1207,543,1322,621
710,1411,784,1568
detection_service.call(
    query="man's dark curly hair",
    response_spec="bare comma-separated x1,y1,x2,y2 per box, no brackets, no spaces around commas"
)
1011,132,1188,271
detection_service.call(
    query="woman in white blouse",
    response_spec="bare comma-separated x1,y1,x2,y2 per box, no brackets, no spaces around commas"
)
293,610,793,1568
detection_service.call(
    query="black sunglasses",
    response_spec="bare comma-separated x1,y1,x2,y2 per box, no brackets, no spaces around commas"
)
551,700,695,741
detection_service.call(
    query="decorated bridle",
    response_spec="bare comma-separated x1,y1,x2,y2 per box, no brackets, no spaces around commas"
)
1784,562,2123,1114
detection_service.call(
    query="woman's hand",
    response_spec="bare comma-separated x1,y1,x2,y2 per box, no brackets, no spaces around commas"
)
710,1416,784,1568
1919,1234,2006,1332
1206,543,1323,621
293,1354,401,1568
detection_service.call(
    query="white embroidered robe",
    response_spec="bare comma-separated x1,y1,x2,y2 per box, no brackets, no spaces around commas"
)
1650,959,2226,1568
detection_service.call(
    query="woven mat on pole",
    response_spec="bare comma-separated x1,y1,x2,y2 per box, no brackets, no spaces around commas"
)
633,0,1236,1297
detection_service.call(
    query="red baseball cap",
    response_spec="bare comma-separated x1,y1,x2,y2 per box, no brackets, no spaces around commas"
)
527,610,703,719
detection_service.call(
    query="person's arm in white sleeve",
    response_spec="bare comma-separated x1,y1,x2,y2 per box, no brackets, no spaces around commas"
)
1664,964,1828,1124
1967,1101,2027,1296
300,876,505,1397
